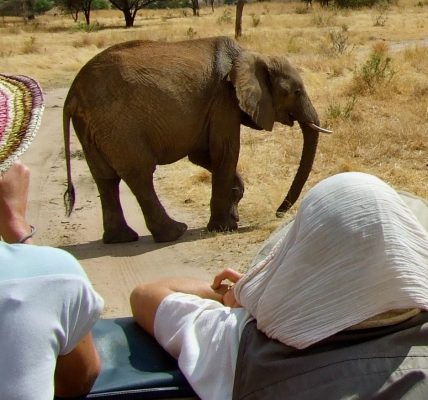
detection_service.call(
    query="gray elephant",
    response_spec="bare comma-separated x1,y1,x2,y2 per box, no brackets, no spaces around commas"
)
63,36,331,244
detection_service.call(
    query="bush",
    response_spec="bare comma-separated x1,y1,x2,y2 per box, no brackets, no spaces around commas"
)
92,0,109,9
217,9,233,24
34,0,54,13
312,11,335,26
186,26,197,39
250,13,261,27
372,1,389,26
146,0,188,9
74,21,103,32
22,36,40,54
295,5,310,14
326,95,356,120
328,25,352,55
335,0,378,7
351,47,396,94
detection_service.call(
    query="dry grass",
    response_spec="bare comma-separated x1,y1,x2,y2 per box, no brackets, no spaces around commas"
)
1,1,427,269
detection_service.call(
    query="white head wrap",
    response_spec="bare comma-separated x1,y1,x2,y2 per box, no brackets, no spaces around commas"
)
234,172,428,349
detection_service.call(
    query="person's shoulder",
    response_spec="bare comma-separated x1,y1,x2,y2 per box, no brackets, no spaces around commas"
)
0,243,87,281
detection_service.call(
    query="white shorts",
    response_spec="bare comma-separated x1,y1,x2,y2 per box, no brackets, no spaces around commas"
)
154,292,252,400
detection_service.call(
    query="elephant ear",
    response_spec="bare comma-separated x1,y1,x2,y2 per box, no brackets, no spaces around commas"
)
230,52,275,131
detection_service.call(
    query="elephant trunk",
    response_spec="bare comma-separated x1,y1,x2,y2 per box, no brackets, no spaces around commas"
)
276,122,320,217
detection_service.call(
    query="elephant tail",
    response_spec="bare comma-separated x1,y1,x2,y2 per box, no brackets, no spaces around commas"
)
63,100,75,217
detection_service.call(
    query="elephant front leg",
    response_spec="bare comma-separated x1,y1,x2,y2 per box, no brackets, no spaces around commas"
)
96,177,139,244
189,150,244,232
207,168,241,233
205,105,243,232
123,169,187,243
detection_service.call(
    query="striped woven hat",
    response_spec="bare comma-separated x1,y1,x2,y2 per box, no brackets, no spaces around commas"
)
0,74,44,175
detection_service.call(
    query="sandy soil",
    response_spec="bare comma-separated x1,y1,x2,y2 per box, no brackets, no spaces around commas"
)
22,87,262,318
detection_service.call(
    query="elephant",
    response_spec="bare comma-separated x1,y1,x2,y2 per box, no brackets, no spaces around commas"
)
63,36,331,244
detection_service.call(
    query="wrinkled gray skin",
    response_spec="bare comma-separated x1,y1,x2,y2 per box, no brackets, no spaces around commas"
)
64,36,323,243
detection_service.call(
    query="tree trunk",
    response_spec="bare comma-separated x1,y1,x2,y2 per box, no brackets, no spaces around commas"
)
235,0,246,38
71,10,79,22
191,0,200,16
83,9,90,24
82,0,92,25
123,8,134,27
21,0,35,20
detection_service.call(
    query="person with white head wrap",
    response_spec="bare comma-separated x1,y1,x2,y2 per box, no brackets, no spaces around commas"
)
131,171,428,400
233,172,428,349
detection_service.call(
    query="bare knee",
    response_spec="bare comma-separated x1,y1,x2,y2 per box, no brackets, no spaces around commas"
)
130,284,149,317
130,282,173,336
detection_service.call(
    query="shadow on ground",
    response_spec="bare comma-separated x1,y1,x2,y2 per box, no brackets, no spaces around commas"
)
60,225,256,261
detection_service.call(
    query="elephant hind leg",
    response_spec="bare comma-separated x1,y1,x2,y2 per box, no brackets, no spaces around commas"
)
73,117,138,243
96,176,139,244
121,167,187,243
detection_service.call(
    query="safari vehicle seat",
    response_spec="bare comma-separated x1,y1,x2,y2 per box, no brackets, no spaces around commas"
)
86,317,197,400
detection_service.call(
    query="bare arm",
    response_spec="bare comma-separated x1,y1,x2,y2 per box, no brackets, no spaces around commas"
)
130,278,227,337
1,162,101,395
54,332,101,398
0,162,35,244
131,268,244,336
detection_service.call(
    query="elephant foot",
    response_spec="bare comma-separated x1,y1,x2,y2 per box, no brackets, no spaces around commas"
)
151,221,187,243
207,217,238,232
103,225,139,244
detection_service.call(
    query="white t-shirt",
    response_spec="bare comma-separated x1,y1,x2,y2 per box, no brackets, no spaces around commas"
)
154,292,252,400
0,243,104,400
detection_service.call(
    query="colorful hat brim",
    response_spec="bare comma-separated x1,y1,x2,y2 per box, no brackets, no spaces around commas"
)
0,74,44,175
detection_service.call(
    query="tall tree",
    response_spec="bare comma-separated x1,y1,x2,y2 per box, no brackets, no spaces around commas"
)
190,0,198,16
109,0,158,27
0,0,35,19
56,0,93,24
80,0,92,24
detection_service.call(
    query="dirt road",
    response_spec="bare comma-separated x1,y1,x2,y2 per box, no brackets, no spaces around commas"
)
22,88,225,317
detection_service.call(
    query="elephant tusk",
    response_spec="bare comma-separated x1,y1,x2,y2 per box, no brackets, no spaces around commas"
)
308,123,333,134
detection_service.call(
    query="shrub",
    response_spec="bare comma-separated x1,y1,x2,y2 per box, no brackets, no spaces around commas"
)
250,13,261,27
351,47,396,94
295,5,309,14
336,0,377,7
92,0,110,9
147,0,188,8
312,11,335,26
217,9,233,24
328,25,352,55
326,95,357,120
74,21,103,32
372,1,389,26
34,0,54,13
22,36,40,54
186,27,197,39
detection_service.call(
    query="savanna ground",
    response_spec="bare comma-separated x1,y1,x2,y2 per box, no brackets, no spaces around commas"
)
1,0,427,316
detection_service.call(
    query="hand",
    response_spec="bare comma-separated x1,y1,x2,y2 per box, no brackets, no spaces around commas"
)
0,161,33,243
211,268,243,308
